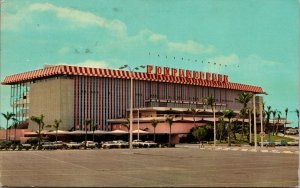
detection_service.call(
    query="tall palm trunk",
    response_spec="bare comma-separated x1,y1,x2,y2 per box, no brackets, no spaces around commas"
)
272,119,275,136
228,120,231,146
241,117,245,141
6,120,8,141
14,125,17,143
153,128,156,142
55,129,58,142
93,130,95,142
38,124,41,148
8,126,11,141
169,125,171,147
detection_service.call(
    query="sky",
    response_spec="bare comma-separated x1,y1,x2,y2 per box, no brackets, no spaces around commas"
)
0,0,299,128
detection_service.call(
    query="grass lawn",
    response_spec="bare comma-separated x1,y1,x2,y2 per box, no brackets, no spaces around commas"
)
255,134,295,142
206,133,295,145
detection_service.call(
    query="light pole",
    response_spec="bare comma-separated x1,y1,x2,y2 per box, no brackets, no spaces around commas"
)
259,100,263,148
213,103,216,149
119,65,145,150
253,94,257,150
137,107,140,140
249,108,252,144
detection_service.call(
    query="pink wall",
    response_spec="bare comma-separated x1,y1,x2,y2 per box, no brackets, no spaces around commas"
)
0,129,28,141
113,122,197,134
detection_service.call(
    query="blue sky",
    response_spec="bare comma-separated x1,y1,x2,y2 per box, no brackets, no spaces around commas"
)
1,0,299,127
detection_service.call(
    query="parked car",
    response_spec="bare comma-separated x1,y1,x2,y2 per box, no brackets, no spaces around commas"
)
274,140,288,146
66,142,82,149
82,141,98,149
142,141,158,148
259,141,275,147
287,140,299,146
21,143,32,150
286,129,298,135
102,140,128,149
102,141,116,149
132,140,144,148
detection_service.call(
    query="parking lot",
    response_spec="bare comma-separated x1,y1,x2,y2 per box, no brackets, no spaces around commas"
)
0,147,298,187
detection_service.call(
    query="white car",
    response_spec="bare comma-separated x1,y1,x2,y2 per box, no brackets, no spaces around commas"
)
287,140,299,146
82,141,98,148
286,129,298,135
132,140,144,148
66,142,82,149
102,140,128,149
142,141,158,148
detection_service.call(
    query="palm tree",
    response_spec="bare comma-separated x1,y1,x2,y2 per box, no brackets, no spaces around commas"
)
235,92,253,141
275,111,282,135
12,117,19,143
92,124,97,142
121,117,130,132
239,107,248,141
204,96,216,147
46,119,62,142
30,114,45,149
192,126,208,148
52,119,62,142
217,116,226,143
223,109,235,146
188,108,201,128
271,109,277,135
84,119,91,149
265,106,272,142
284,108,288,136
235,92,254,108
1,112,15,141
296,109,299,128
165,115,174,147
150,119,159,142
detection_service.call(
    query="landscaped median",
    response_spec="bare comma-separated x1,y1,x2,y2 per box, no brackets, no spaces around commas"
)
0,140,164,151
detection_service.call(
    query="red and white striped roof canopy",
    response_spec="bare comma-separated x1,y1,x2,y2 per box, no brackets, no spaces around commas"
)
2,65,264,93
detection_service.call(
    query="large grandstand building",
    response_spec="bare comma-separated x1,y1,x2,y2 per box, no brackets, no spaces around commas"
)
2,64,264,142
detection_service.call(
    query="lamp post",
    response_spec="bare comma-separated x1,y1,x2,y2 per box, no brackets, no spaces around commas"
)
249,108,252,144
259,100,263,148
137,107,140,140
119,65,145,150
213,103,216,149
136,93,142,141
253,94,257,150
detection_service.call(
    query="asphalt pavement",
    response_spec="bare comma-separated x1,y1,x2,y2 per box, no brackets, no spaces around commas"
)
0,147,298,187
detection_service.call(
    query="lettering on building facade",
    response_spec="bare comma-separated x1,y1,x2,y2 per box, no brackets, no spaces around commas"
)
146,65,229,83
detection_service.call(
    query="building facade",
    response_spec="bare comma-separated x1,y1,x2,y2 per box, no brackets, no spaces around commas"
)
2,64,264,135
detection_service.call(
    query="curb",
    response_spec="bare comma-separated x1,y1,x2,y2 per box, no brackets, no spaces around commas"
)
178,145,298,154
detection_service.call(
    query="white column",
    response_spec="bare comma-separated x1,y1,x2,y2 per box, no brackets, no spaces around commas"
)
260,101,263,148
137,108,140,140
253,94,257,150
129,76,133,150
213,104,216,148
249,109,252,143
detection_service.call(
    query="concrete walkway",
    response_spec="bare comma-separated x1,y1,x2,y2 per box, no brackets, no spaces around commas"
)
176,143,299,154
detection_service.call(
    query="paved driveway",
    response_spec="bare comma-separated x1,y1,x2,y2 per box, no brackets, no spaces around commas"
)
0,148,298,187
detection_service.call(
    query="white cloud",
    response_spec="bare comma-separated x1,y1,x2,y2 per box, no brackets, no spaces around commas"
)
243,54,280,67
1,6,31,31
168,40,215,54
50,60,110,69
129,29,212,55
3,3,214,55
76,60,109,68
149,33,167,42
3,3,126,36
58,47,71,54
28,3,127,36
207,54,240,65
